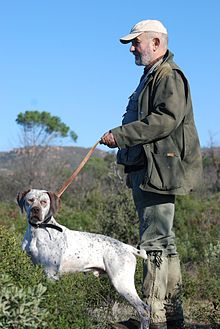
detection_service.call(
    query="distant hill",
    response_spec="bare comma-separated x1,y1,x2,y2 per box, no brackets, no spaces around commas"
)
0,145,219,197
0,146,108,175
0,145,219,176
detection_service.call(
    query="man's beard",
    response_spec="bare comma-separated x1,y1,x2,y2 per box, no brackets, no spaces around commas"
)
135,51,153,66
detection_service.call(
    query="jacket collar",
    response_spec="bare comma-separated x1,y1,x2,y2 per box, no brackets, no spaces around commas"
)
144,50,174,75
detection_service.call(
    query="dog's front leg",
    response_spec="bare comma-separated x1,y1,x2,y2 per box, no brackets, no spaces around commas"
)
22,228,32,256
44,268,60,281
140,317,150,329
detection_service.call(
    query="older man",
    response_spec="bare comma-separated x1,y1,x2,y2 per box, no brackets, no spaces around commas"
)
101,20,202,329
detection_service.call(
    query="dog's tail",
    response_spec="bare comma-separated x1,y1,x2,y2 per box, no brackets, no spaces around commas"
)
129,246,147,260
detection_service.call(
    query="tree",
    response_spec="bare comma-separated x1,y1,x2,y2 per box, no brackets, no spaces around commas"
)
16,110,77,147
14,110,78,189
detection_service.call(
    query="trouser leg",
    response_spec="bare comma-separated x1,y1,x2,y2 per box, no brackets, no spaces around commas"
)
142,253,184,325
128,170,183,325
129,170,176,254
165,254,184,323
142,252,168,324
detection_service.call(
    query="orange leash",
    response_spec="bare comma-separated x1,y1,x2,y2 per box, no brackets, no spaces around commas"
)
56,140,100,198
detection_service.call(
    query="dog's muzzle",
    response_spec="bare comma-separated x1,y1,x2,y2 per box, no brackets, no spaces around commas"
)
28,207,63,232
29,206,42,224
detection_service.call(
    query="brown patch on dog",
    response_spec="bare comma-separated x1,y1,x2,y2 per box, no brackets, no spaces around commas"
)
16,190,31,213
47,192,61,215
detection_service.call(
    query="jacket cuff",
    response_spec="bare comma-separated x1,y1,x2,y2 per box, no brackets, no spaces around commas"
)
111,126,127,148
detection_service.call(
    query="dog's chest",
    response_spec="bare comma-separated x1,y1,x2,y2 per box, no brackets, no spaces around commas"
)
29,228,65,268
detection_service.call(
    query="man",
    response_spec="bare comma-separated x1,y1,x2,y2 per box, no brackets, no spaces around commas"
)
100,20,202,329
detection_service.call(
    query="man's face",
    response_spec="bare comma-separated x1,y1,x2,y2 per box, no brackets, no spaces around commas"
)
130,33,154,66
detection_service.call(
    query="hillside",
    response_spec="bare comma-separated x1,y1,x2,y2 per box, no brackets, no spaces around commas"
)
0,145,219,195
0,145,108,175
0,145,219,172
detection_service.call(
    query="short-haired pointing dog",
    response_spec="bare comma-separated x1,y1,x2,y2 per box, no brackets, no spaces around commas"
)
17,189,150,329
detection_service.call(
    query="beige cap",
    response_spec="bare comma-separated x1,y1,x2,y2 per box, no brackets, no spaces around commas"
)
120,19,168,44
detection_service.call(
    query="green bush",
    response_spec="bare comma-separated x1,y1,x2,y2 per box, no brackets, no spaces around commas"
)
0,274,48,328
0,225,45,287
0,187,219,327
42,272,121,329
0,202,26,234
96,184,139,245
56,204,99,233
175,194,220,263
174,194,220,324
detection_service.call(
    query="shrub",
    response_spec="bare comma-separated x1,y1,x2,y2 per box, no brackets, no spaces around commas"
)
0,225,45,287
0,187,219,327
175,194,220,263
96,184,139,245
56,203,99,233
0,202,26,234
175,194,220,325
0,274,48,328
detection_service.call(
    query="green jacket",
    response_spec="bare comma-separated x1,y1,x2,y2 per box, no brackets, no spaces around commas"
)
112,51,203,195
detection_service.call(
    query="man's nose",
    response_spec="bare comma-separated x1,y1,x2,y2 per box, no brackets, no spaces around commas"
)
130,44,135,52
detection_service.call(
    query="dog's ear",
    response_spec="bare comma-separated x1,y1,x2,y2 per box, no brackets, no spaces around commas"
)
16,190,30,213
47,192,61,215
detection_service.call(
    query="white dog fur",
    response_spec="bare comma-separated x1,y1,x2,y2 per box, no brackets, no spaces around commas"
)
17,188,150,329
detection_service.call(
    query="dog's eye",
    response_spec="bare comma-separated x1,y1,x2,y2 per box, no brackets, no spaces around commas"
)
27,198,35,204
40,200,47,206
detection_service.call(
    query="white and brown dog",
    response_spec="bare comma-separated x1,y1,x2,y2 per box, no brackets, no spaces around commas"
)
17,189,150,329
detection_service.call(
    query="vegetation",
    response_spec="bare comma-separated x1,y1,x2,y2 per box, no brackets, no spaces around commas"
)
0,273,48,329
0,144,219,328
16,110,78,146
12,110,78,188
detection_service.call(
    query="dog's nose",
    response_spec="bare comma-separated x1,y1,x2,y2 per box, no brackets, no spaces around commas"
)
31,206,40,215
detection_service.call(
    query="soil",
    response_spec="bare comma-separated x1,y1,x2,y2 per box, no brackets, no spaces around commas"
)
109,318,220,329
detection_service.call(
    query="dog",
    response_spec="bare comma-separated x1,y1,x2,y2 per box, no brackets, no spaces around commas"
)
17,189,150,329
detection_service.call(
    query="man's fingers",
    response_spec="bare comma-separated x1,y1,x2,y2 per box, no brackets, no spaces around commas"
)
100,131,117,148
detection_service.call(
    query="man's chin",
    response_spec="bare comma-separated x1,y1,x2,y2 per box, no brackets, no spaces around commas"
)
135,59,143,66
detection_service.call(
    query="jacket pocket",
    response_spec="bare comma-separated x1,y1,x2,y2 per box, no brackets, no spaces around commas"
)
117,146,146,166
148,152,185,190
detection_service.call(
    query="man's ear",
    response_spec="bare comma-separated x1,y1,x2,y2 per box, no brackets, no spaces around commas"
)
16,190,30,213
47,192,61,215
152,37,160,51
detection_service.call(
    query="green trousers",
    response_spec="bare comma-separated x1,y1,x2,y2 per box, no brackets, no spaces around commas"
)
128,169,184,324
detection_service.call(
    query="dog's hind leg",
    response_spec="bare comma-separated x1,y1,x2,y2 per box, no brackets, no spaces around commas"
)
108,258,150,329
112,276,150,328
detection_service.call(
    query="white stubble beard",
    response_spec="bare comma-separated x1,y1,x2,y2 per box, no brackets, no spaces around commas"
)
134,46,154,66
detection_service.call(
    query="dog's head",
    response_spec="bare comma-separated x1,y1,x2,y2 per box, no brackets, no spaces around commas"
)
17,189,61,225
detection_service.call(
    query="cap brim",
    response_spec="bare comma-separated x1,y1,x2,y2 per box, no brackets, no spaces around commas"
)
119,32,143,44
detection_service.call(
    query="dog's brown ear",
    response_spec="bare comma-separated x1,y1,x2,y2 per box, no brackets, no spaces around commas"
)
47,192,61,215
16,190,30,213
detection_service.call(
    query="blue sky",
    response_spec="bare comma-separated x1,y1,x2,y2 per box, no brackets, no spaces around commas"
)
1,0,220,152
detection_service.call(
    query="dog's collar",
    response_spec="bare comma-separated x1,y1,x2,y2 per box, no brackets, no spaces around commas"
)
29,215,63,232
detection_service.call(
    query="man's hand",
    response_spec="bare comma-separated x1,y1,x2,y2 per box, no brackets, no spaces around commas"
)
100,131,118,148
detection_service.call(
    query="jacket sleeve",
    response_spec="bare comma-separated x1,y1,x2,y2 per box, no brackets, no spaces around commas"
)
111,70,187,148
